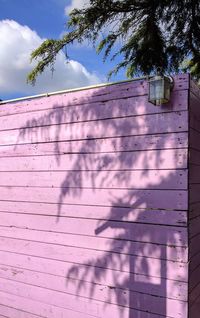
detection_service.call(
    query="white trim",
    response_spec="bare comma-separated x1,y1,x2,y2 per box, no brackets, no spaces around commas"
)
0,76,147,105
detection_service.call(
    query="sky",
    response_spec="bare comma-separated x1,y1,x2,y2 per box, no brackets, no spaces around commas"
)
0,0,125,100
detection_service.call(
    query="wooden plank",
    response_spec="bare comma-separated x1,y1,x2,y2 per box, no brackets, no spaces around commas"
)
0,186,188,211
0,277,102,317
0,265,188,304
0,237,188,277
0,246,188,280
0,169,188,190
0,90,188,132
0,211,188,245
0,75,189,118
189,88,200,318
0,268,188,304
0,295,187,318
0,202,187,226
0,290,175,318
0,111,188,146
0,290,98,318
0,304,40,318
0,227,187,262
0,132,188,157
0,148,188,171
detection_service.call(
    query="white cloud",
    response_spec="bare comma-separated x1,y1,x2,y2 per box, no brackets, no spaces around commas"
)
65,0,90,15
0,19,101,95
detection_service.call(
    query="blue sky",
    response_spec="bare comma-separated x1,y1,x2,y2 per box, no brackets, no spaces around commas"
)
0,0,125,100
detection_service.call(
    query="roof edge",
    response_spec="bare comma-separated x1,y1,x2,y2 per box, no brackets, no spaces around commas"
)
0,76,147,105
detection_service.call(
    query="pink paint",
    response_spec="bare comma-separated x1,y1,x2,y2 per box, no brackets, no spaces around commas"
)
0,90,188,131
0,169,188,189
0,132,188,156
0,73,198,318
189,89,200,317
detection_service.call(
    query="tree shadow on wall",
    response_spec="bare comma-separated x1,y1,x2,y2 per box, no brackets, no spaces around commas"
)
16,79,188,317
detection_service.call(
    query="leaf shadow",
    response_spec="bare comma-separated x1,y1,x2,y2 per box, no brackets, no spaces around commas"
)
15,79,187,317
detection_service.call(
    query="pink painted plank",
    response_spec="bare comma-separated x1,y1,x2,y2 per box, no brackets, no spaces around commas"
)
0,277,106,317
0,200,187,226
0,228,188,263
0,187,188,210
0,266,188,304
0,200,187,227
0,290,98,318
0,75,189,118
0,111,188,146
0,305,41,318
0,275,113,317
0,226,169,260
0,148,188,171
0,132,188,157
0,211,188,246
0,91,188,132
0,272,188,307
0,266,187,313
0,243,188,279
90,301,186,318
0,237,188,277
0,280,187,318
0,169,188,190
189,85,200,317
0,290,173,318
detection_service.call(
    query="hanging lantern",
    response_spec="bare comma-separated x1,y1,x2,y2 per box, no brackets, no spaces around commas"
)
148,75,173,106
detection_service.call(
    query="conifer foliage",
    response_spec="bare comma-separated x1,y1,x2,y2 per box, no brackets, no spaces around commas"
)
27,0,200,84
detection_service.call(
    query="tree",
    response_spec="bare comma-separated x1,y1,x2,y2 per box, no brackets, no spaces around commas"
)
27,0,200,84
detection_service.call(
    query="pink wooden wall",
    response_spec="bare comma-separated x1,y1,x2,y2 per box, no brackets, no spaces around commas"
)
0,75,190,317
189,79,200,317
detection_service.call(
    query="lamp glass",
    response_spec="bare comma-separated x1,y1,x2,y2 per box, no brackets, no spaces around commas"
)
149,76,171,106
